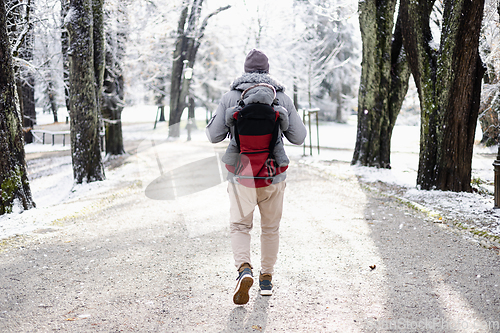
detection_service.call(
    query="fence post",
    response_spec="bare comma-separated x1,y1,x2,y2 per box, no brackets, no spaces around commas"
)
302,109,306,156
303,108,320,156
494,146,500,208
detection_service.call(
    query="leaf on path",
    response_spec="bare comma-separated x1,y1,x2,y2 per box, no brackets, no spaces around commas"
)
369,264,376,270
252,325,262,331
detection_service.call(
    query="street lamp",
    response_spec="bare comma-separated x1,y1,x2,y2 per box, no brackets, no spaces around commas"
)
184,67,193,80
183,60,194,141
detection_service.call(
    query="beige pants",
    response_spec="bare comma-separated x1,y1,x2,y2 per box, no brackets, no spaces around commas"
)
228,181,286,274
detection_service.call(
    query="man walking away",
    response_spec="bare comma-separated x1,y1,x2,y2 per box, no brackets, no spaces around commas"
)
206,49,306,305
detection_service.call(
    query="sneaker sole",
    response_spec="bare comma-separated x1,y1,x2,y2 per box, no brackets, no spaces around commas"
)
233,276,253,305
260,289,272,296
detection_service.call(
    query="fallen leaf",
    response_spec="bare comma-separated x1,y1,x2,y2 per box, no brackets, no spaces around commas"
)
369,265,376,270
252,325,262,331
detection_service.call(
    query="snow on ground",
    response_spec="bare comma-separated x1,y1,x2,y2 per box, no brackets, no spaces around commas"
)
1,105,500,243
296,115,500,240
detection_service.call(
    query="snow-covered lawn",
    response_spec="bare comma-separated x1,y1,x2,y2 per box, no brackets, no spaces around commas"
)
2,105,499,245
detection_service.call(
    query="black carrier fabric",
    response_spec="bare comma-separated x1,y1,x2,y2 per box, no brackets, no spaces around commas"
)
228,103,288,188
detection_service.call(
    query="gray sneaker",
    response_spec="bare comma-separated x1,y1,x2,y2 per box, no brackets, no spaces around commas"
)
233,263,253,305
259,273,273,296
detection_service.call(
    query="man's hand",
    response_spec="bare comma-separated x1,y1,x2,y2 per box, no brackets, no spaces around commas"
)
275,105,289,131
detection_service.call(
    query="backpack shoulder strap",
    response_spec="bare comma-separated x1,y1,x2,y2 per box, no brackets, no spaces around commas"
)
268,110,280,159
233,100,245,149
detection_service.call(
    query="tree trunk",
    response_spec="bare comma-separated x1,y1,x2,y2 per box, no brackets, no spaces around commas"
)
352,0,410,168
21,75,35,142
478,85,499,146
478,5,500,147
188,95,196,128
169,5,189,138
20,0,35,142
61,0,70,111
334,89,343,123
101,6,126,156
92,0,104,108
154,75,167,122
0,0,35,214
400,0,485,191
102,51,124,155
6,0,36,142
293,81,299,111
168,2,230,138
66,0,104,183
46,79,58,123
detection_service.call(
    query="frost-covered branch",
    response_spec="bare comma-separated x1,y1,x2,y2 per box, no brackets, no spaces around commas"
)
10,0,32,57
197,5,231,40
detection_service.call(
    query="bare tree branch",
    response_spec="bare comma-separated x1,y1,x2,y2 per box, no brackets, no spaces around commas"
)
197,5,230,40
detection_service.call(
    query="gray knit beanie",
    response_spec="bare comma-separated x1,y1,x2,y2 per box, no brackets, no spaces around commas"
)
244,49,269,73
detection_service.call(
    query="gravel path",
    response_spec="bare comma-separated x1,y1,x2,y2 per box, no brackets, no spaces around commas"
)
1,139,499,332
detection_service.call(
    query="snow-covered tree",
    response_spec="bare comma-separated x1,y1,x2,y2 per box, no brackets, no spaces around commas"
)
400,0,486,192
6,0,36,143
121,0,179,115
352,0,410,168
304,0,361,122
168,0,230,138
0,0,35,214
479,0,500,146
31,0,67,123
65,0,105,183
101,0,128,155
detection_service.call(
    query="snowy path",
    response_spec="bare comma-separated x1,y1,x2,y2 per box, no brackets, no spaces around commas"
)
1,138,499,332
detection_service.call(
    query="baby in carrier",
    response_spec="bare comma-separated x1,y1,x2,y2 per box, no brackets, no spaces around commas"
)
221,83,290,169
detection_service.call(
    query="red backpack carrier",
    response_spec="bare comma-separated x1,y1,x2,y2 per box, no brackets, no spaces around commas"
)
226,85,288,188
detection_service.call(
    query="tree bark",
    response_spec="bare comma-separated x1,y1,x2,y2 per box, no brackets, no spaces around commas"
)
20,73,35,142
66,0,104,183
92,0,104,108
46,79,58,123
6,0,36,141
352,0,410,168
102,50,124,155
0,0,35,214
400,0,485,191
61,0,70,111
168,2,230,138
19,0,35,143
101,3,126,156
168,5,189,138
478,87,499,146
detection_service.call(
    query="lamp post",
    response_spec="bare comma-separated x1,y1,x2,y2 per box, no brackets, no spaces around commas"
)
183,60,193,141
